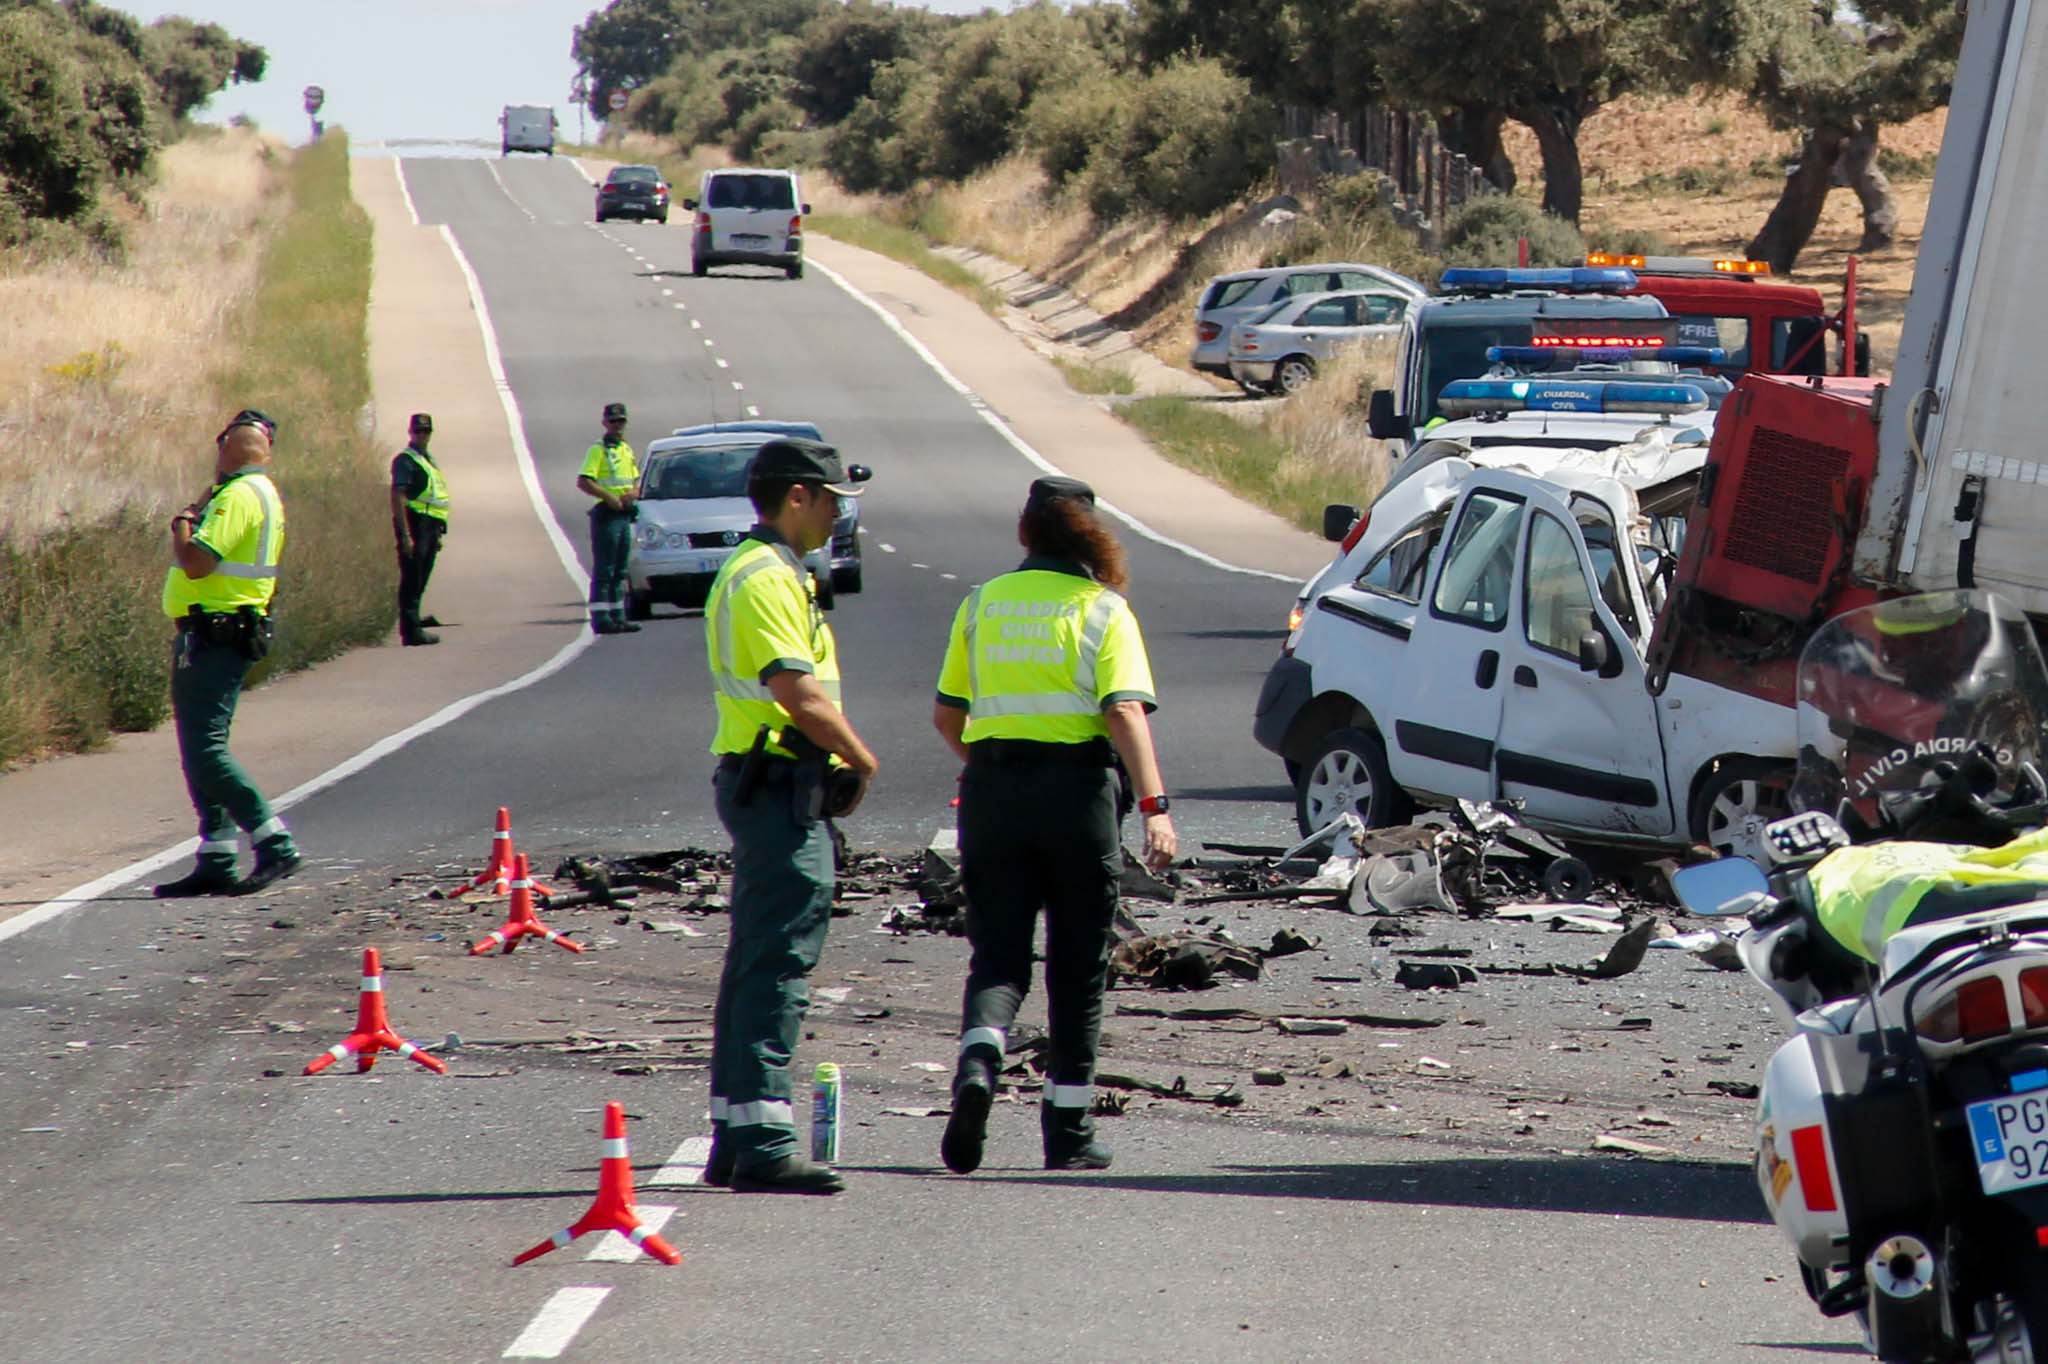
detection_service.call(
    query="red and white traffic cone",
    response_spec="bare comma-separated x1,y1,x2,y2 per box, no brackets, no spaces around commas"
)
302,947,449,1076
468,855,584,956
448,807,556,898
512,1101,682,1267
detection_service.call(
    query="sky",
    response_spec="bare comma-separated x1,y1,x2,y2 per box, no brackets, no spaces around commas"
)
126,1,998,147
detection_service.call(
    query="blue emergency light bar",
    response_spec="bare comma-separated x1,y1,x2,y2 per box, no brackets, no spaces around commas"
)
1437,378,1710,417
1486,345,1727,368
1438,266,1639,294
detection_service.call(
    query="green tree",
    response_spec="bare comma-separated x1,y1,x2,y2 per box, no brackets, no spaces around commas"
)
143,16,266,122
573,0,824,122
1373,0,1770,224
1744,1,1959,273
788,0,941,126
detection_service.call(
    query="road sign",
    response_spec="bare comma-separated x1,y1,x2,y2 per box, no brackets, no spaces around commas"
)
302,85,325,114
608,89,628,113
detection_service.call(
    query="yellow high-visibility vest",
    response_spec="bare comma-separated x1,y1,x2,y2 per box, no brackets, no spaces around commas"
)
705,536,840,758
162,468,284,618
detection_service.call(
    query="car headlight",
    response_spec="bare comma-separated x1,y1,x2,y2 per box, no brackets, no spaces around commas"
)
667,531,689,549
637,525,664,549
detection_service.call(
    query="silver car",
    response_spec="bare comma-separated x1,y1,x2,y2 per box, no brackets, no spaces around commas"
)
624,426,864,619
1226,289,1412,394
1192,262,1424,388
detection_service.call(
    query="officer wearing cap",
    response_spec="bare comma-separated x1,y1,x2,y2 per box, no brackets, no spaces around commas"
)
390,413,447,647
576,401,640,635
701,437,877,1194
153,410,301,898
933,476,1177,1175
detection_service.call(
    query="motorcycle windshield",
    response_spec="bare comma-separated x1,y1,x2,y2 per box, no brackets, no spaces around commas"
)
1792,590,2048,819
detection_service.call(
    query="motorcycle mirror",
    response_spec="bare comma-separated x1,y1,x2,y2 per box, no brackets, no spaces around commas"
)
1671,859,1770,917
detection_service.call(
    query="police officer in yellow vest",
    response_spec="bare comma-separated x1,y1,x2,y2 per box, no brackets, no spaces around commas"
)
933,476,1178,1175
154,410,301,898
702,437,876,1194
390,412,448,647
576,401,640,635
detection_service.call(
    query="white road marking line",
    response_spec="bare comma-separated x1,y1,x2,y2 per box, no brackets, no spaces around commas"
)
702,338,714,347
674,303,686,311
730,381,743,392
941,572,958,580
0,224,597,944
648,1135,713,1187
744,405,760,417
586,1204,677,1260
809,257,1294,584
394,159,419,227
715,358,728,369
661,288,673,297
485,161,536,222
690,319,702,330
911,562,930,570
879,543,896,553
568,159,596,186
504,1287,611,1359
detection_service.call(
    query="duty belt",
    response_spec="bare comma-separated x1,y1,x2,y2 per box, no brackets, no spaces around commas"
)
966,737,1114,767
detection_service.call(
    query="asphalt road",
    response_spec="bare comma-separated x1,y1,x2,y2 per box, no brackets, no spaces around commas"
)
0,155,1850,1362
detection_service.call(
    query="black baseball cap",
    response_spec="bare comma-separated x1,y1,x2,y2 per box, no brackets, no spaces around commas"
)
218,408,277,441
602,402,628,422
1025,475,1094,513
409,412,433,432
749,438,869,496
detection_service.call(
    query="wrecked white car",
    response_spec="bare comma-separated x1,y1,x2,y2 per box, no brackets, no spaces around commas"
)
1254,380,1793,859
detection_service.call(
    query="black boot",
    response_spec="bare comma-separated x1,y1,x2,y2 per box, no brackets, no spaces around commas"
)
418,615,442,628
234,836,301,896
153,863,238,898
731,1154,844,1195
401,628,440,646
704,1125,734,1187
1043,1097,1112,1171
941,1054,995,1174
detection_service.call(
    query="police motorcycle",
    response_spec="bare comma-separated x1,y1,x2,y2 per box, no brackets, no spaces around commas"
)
1674,590,2048,1363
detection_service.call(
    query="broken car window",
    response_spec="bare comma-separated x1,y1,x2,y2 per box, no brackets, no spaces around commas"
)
1523,511,1600,658
1431,489,1524,629
1354,512,1448,603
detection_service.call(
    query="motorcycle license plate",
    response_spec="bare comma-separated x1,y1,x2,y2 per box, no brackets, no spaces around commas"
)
1966,1094,2048,1193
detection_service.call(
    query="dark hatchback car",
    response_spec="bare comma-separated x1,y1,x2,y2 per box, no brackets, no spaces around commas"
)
595,165,669,224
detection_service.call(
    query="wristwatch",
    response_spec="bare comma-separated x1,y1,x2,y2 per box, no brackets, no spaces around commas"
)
1138,794,1171,816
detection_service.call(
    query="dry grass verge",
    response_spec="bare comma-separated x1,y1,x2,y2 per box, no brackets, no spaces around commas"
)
0,132,389,766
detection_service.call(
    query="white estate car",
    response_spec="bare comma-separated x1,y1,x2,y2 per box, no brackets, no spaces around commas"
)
1254,384,1795,860
1225,288,1412,394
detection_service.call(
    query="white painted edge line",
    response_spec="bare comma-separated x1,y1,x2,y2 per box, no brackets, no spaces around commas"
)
646,1135,712,1188
586,1204,678,1261
0,225,594,945
569,159,597,186
808,257,1295,585
394,158,419,227
504,1286,611,1359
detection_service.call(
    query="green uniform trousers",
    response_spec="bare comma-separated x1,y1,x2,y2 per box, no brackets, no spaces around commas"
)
709,761,834,1166
171,633,283,869
587,506,632,627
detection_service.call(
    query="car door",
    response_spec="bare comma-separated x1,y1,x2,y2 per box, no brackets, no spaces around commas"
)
1291,296,1353,360
1380,481,1528,804
1491,477,1676,837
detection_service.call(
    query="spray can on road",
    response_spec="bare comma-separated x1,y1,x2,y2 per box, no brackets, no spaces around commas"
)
811,1061,842,1164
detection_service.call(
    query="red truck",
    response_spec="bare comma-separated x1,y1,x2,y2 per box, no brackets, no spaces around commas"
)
1587,252,1870,380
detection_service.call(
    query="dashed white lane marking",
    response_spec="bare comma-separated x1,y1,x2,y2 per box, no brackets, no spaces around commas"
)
744,405,761,417
647,1135,713,1188
702,338,714,347
504,1287,611,1359
673,302,686,310
941,572,958,580
809,257,1294,584
879,543,897,553
730,381,743,392
586,1204,677,1261
715,358,728,369
690,318,702,330
394,159,419,227
911,562,931,570
0,216,597,944
661,288,673,297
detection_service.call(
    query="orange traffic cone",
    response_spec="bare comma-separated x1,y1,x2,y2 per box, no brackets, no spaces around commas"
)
449,807,556,898
512,1101,682,1266
468,855,585,956
302,948,449,1076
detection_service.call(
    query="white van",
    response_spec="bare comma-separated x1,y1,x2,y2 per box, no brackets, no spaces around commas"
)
685,169,808,279
500,105,555,157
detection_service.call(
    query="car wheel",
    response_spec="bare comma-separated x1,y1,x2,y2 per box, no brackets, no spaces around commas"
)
1689,758,1793,864
656,212,669,225
692,255,707,278
626,591,653,622
786,262,804,280
1294,726,1411,837
831,565,862,594
1276,355,1317,395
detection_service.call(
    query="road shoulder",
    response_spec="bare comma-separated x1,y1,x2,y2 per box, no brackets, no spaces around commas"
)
0,154,581,920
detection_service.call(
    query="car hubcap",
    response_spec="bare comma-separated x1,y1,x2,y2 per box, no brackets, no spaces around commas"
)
1707,778,1788,863
1280,362,1312,393
1306,749,1372,829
